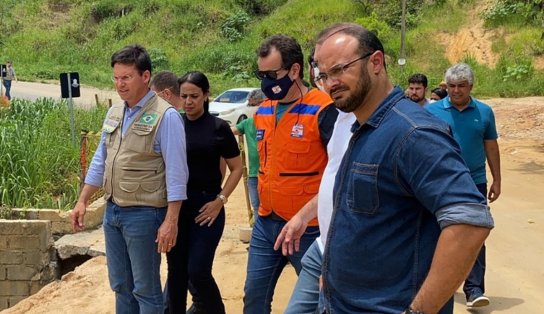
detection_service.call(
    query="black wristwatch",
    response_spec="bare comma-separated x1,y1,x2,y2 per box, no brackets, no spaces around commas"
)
405,307,425,314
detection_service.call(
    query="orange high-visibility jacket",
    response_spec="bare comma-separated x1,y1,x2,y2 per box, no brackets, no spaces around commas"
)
254,89,332,226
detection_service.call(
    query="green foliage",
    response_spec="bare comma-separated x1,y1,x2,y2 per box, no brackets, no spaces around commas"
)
90,0,134,23
356,11,394,43
148,47,169,71
503,64,532,81
221,11,251,42
363,0,426,29
1,0,543,96
482,0,544,27
0,99,107,210
235,0,287,15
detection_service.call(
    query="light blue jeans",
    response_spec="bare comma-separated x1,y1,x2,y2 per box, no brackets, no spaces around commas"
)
103,201,166,314
285,240,322,314
243,215,319,314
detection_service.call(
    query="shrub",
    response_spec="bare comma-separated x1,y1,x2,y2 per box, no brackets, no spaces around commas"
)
236,0,287,15
148,47,169,71
91,0,134,23
221,11,251,42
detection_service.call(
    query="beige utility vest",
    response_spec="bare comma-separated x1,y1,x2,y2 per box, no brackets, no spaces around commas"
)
102,95,172,208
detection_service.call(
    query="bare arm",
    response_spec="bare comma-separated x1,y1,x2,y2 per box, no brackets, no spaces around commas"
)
484,139,501,202
195,155,243,226
70,184,100,232
231,126,241,136
410,224,490,313
274,194,318,255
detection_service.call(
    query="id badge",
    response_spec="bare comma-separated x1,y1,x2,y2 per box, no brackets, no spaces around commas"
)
290,123,304,138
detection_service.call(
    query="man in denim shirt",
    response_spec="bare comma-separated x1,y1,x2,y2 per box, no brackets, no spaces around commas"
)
313,23,494,314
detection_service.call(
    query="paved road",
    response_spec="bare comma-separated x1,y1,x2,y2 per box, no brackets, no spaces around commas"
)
6,81,121,108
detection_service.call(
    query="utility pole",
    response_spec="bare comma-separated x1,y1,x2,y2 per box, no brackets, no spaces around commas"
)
398,0,407,72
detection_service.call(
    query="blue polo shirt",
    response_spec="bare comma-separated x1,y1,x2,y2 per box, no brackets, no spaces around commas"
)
426,97,498,184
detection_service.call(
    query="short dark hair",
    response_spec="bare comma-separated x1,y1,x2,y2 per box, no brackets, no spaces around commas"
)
178,71,210,112
316,23,386,70
408,73,428,88
150,71,180,96
256,34,304,79
111,44,152,75
431,87,448,99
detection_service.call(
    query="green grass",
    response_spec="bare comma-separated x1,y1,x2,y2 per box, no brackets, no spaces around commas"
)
1,0,543,96
0,98,107,210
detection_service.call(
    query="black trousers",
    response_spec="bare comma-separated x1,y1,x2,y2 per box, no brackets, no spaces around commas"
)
166,190,226,314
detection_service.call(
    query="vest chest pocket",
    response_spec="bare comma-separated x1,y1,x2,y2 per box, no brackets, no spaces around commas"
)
125,128,154,152
346,162,379,215
285,141,311,170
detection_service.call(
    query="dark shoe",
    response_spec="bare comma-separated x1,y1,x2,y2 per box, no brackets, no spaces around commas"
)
466,294,490,307
186,304,207,314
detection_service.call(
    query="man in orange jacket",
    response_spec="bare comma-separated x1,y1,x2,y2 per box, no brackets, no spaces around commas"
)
243,34,338,314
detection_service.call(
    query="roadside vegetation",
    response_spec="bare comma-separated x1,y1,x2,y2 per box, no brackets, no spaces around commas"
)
0,0,543,97
0,98,106,210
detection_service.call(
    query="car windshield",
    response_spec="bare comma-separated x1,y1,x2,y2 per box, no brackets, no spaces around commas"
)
213,90,249,104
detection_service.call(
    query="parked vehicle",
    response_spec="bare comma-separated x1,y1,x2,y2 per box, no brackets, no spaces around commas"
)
209,88,260,125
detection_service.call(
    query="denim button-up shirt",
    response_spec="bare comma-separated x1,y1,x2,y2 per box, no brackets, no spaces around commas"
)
322,87,494,314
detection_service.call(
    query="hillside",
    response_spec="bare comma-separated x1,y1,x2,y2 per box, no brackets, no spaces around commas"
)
0,0,543,96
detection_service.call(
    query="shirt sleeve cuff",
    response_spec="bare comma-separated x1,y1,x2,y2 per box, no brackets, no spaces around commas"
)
436,203,495,230
167,184,187,202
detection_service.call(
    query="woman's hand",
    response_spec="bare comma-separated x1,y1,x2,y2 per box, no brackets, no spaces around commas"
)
195,197,223,227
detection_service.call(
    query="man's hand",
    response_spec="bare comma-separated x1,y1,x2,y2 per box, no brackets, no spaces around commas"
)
70,201,87,232
488,180,501,203
273,215,308,256
156,220,178,253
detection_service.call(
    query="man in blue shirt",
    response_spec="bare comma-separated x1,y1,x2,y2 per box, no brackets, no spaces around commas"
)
313,23,494,314
427,63,501,308
70,45,188,314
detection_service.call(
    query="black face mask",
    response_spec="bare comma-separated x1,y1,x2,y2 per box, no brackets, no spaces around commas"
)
261,72,294,100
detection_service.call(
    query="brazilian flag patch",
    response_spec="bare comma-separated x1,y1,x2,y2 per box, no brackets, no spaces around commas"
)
140,113,158,125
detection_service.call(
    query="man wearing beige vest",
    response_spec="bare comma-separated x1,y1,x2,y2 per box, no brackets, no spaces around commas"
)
70,44,188,314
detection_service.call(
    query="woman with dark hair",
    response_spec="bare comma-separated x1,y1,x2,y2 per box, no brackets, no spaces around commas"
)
430,87,448,101
166,71,243,313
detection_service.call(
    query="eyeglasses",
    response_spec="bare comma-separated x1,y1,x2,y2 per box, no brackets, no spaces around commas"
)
254,67,288,80
111,74,135,83
315,51,374,83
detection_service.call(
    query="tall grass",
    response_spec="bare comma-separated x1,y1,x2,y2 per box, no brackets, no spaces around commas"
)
0,98,107,210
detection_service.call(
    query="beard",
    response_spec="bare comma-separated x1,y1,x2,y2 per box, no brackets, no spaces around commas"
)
332,65,371,113
410,94,425,103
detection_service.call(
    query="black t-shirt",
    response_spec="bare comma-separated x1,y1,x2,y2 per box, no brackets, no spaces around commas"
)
183,112,240,192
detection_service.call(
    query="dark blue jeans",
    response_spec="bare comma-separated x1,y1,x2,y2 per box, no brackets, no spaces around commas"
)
2,79,12,100
166,190,226,314
463,183,488,298
243,215,320,314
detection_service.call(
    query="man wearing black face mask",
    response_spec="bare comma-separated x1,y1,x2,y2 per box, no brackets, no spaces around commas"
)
243,34,338,314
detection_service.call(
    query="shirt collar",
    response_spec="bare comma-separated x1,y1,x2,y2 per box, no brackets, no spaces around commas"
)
443,96,475,110
125,89,154,111
350,86,405,133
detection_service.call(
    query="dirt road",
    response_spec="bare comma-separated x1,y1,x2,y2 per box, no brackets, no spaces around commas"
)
2,97,544,314
9,81,121,108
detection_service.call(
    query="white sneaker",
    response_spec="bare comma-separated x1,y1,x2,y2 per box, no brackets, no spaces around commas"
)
467,295,490,307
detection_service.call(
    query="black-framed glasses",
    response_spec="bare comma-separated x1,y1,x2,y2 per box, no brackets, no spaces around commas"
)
315,51,374,83
254,67,287,80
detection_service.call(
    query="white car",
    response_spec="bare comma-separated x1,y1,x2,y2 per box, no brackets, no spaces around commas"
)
209,88,260,125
